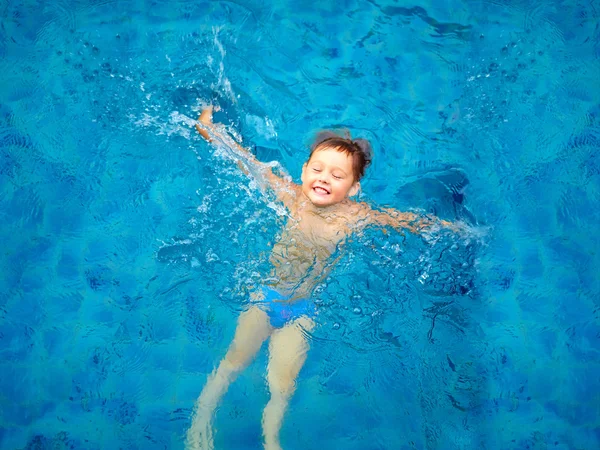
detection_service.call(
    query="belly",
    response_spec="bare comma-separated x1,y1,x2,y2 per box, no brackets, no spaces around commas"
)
267,246,330,298
265,222,344,297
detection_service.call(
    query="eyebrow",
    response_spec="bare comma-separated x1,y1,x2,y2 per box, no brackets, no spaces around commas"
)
310,160,348,176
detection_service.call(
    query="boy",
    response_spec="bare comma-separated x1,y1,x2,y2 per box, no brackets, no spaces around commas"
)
187,107,452,450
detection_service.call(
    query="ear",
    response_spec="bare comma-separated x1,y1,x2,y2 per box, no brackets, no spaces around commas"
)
301,163,307,183
348,181,360,197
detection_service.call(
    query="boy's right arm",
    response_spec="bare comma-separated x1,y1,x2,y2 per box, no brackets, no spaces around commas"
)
196,106,296,206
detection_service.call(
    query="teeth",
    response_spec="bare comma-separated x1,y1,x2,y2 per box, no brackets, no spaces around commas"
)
314,187,329,194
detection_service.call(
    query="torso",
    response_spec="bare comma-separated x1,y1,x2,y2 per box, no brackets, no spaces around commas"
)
266,185,368,299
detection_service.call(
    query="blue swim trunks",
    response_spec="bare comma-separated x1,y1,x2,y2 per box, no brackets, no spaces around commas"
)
256,286,317,328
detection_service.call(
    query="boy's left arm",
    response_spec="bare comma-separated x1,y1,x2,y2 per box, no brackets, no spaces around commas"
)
360,204,455,234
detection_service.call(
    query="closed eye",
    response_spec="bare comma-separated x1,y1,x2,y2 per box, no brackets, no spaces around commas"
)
312,168,322,172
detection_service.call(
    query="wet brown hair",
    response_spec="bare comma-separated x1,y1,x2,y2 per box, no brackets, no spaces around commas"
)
308,130,373,181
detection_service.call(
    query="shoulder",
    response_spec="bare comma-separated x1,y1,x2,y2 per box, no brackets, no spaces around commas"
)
274,179,301,211
343,200,374,227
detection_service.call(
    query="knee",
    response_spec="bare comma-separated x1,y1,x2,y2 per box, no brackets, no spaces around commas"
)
267,367,298,397
224,349,250,372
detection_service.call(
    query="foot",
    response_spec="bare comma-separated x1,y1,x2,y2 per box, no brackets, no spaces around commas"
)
186,408,214,450
264,438,283,450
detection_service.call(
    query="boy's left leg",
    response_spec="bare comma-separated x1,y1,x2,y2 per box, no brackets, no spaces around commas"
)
262,316,315,450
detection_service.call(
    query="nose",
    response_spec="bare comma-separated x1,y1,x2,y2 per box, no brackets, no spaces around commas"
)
318,172,330,183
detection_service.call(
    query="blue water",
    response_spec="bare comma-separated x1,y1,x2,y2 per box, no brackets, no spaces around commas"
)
1,1,599,449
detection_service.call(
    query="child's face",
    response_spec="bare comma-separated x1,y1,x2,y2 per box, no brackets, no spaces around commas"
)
301,147,360,207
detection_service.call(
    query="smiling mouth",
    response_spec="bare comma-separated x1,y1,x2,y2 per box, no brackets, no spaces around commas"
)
313,186,330,195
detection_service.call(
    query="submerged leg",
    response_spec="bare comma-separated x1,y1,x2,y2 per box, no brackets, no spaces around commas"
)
262,316,315,450
187,306,272,450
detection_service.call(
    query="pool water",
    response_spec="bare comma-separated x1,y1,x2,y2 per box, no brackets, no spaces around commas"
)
1,0,599,449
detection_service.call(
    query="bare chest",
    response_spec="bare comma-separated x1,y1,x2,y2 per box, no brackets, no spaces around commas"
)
270,209,349,261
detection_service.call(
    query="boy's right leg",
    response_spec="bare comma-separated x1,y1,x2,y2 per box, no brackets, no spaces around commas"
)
186,306,272,450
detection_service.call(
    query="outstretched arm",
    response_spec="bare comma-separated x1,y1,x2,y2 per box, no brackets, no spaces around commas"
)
196,106,296,205
362,205,455,234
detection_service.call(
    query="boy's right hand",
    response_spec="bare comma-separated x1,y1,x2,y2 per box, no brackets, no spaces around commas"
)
196,106,215,141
